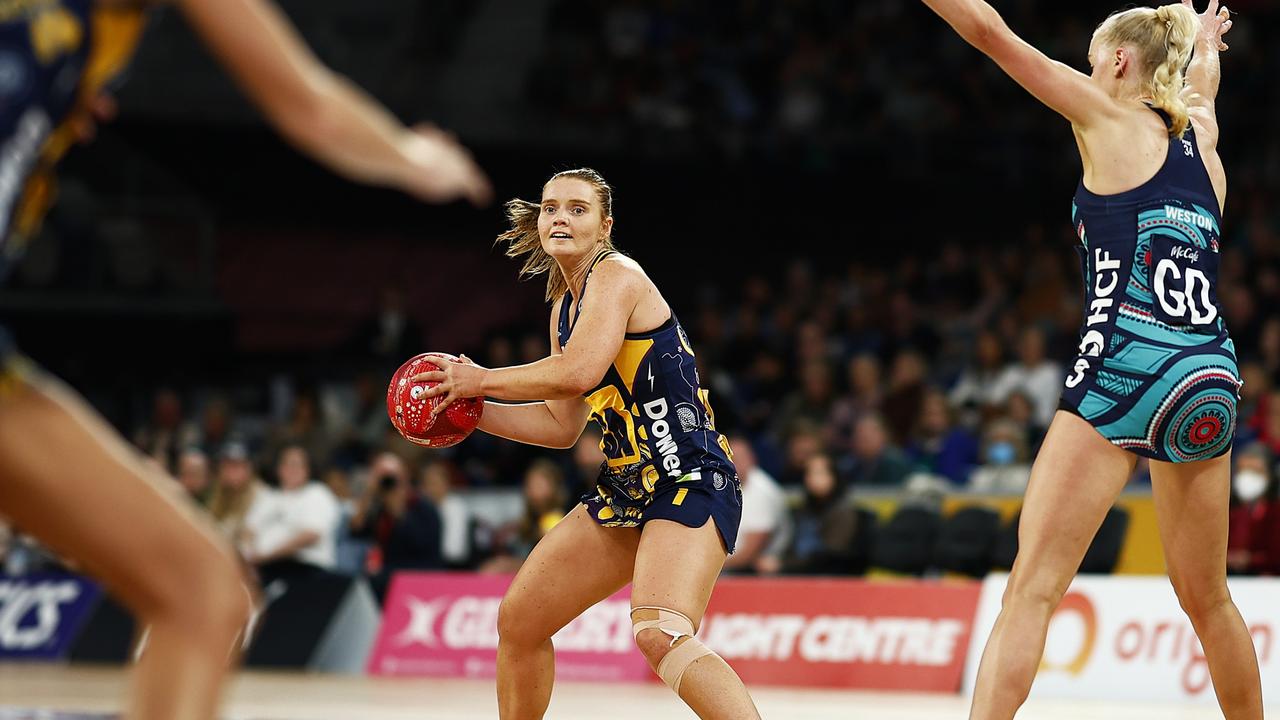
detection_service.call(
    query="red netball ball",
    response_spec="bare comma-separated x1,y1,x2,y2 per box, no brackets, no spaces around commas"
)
386,353,484,448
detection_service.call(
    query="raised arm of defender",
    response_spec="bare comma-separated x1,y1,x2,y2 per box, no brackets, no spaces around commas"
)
176,0,491,205
1181,0,1232,155
1183,0,1231,102
919,0,1117,127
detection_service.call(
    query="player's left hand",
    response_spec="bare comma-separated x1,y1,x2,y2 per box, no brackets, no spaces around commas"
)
410,354,487,416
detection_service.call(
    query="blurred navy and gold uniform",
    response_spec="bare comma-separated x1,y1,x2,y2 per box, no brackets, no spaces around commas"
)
559,251,742,552
0,0,146,394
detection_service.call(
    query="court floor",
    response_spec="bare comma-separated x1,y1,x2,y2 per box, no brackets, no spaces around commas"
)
0,664,1261,719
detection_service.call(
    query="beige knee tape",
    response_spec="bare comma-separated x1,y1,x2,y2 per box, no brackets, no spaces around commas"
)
631,606,715,694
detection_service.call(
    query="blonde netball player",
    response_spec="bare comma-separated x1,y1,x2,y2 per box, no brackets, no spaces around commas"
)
920,0,1261,717
416,168,760,719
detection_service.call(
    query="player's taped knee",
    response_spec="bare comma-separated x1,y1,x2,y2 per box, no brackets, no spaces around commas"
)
631,605,715,694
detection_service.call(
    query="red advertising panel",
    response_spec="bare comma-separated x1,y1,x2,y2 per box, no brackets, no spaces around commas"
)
702,578,979,692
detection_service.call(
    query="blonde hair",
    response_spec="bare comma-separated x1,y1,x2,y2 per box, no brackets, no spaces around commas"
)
1094,4,1197,137
208,477,260,540
496,168,616,302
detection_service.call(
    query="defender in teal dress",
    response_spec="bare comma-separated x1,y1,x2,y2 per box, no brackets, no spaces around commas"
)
1060,107,1240,463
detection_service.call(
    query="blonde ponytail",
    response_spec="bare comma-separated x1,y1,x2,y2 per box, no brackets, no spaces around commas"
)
1094,3,1198,137
495,168,617,303
1150,4,1197,136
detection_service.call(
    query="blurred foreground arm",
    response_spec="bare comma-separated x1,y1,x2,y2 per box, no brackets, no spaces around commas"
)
176,0,491,205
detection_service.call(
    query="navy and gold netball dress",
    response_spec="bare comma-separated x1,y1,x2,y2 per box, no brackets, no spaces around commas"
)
559,251,742,551
1060,107,1239,463
0,0,145,385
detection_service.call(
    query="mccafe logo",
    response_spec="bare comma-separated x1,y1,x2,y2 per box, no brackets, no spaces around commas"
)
1039,591,1098,675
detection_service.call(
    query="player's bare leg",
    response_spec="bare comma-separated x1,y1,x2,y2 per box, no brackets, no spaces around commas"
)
496,504,640,719
0,371,251,720
1151,453,1262,719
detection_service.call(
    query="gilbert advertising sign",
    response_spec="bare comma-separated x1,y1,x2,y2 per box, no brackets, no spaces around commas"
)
369,573,980,692
963,575,1280,701
368,573,649,682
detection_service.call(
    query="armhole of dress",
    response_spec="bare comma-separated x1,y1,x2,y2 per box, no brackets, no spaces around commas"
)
557,292,572,343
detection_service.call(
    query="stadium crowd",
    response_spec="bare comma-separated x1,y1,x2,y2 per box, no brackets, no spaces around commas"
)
5,214,1280,584
3,0,1280,585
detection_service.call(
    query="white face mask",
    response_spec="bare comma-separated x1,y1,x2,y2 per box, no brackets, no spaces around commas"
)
1234,470,1269,503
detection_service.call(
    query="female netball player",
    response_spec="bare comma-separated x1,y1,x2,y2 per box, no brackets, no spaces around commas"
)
920,0,1260,717
415,168,760,719
0,2,487,719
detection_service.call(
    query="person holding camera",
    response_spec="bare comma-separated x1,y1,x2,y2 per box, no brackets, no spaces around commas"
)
350,452,444,602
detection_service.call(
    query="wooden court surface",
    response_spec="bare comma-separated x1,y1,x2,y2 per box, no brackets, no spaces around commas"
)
0,664,1262,719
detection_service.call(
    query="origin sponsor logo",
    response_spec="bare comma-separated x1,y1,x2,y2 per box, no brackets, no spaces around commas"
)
700,612,966,666
1040,590,1274,696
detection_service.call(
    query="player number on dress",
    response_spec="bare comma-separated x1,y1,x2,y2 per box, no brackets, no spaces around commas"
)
1153,259,1217,325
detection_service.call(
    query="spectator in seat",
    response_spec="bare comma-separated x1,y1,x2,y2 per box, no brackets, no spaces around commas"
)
208,441,268,551
949,329,1007,425
331,372,392,468
1004,389,1046,453
262,389,333,478
827,352,884,454
567,426,605,498
1256,390,1280,458
723,435,787,573
1235,362,1270,446
421,458,472,569
133,388,187,473
480,459,567,573
243,444,341,583
194,395,234,459
175,447,213,506
780,419,826,486
881,349,928,444
838,413,914,488
990,326,1063,428
761,452,858,575
350,452,443,601
968,418,1033,494
772,359,836,441
905,388,979,486
1228,443,1280,575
